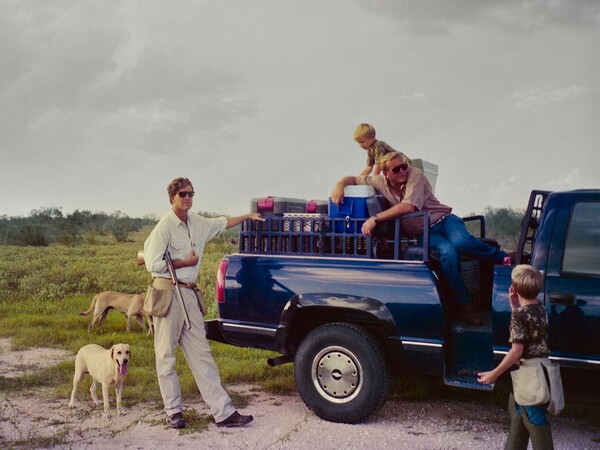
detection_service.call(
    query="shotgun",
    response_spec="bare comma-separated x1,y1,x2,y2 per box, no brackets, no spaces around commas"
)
164,251,191,330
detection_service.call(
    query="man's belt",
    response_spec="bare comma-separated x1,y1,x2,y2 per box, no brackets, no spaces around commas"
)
431,214,450,227
154,277,196,290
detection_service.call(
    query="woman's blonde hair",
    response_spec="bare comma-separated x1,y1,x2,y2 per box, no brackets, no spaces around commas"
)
511,264,543,299
353,123,376,141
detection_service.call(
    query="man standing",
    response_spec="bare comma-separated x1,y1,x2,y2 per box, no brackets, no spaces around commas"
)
331,152,507,325
144,177,263,428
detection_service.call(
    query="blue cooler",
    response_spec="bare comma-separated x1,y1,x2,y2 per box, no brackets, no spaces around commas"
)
329,185,375,233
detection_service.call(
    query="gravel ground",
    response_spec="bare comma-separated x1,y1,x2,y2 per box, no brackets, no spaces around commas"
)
1,339,599,449
2,386,599,449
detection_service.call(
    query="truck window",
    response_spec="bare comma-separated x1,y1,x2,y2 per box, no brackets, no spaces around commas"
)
562,202,600,276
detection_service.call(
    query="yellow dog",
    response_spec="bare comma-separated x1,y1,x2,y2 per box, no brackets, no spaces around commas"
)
80,291,153,333
68,343,131,418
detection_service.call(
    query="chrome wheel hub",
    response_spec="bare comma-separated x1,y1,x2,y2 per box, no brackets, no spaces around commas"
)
311,346,362,403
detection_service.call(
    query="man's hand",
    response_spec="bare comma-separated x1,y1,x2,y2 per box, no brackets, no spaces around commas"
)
361,217,377,236
179,250,199,268
226,213,265,229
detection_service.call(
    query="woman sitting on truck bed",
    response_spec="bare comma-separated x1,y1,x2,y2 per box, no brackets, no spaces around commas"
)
331,151,508,326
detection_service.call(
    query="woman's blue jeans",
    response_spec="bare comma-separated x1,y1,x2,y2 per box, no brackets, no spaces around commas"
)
428,214,506,305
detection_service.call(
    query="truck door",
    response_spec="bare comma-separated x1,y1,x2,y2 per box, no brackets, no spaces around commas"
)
543,194,600,363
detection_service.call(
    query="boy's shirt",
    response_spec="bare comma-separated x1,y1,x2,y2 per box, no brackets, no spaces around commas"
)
366,140,397,167
509,302,550,358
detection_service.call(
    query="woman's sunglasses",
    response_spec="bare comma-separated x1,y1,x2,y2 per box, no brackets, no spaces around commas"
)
177,191,195,198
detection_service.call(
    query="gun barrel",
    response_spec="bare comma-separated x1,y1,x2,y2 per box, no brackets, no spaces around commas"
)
164,251,192,330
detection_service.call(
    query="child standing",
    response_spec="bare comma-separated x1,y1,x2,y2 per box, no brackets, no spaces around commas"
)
477,264,555,450
353,123,411,176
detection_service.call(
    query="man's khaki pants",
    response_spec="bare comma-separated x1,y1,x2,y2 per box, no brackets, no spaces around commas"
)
153,285,235,422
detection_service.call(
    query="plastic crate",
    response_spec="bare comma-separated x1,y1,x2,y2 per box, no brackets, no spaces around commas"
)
411,159,439,193
239,216,372,258
282,213,328,232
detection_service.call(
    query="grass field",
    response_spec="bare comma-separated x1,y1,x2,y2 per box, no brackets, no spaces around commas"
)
1,225,598,429
0,226,295,405
0,224,449,405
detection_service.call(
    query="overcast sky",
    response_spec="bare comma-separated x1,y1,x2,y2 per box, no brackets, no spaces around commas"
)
1,0,598,219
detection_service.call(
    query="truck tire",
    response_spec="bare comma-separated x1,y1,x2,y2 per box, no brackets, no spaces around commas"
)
294,322,392,424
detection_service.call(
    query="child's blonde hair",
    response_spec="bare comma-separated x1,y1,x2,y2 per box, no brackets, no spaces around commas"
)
353,123,376,141
511,264,543,300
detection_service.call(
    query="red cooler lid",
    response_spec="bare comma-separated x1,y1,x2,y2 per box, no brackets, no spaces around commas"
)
257,196,274,210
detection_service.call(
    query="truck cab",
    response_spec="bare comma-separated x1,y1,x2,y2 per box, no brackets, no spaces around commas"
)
493,190,600,369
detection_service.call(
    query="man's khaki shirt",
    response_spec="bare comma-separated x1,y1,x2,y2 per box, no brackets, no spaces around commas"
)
356,166,451,236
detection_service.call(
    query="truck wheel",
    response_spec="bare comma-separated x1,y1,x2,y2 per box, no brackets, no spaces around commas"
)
294,322,392,424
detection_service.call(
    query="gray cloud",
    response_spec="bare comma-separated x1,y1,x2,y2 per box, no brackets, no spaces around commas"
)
0,1,596,219
0,1,256,165
511,86,588,109
360,0,600,32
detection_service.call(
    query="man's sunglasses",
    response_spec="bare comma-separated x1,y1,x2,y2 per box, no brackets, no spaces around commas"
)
386,163,408,174
177,191,195,198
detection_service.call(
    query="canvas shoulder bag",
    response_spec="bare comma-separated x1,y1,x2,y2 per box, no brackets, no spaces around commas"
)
541,358,565,415
511,357,564,415
511,357,550,406
144,277,174,318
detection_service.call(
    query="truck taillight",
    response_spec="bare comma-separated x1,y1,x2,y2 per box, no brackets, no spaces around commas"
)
216,258,228,303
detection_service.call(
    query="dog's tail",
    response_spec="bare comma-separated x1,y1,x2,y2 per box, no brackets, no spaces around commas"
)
80,295,98,316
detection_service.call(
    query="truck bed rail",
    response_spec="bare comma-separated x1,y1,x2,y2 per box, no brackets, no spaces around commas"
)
239,212,431,260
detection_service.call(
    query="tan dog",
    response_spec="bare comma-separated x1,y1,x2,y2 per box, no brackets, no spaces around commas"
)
81,291,153,334
68,343,131,418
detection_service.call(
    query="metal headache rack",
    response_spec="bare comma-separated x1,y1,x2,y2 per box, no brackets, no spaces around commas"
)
516,190,550,264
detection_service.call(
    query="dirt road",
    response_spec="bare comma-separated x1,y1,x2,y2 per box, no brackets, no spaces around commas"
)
2,384,599,449
1,339,599,449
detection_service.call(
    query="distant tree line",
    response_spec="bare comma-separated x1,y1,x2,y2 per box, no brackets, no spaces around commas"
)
465,206,524,250
0,206,525,249
0,207,157,246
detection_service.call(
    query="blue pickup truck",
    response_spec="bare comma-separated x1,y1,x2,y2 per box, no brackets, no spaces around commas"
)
206,189,600,423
